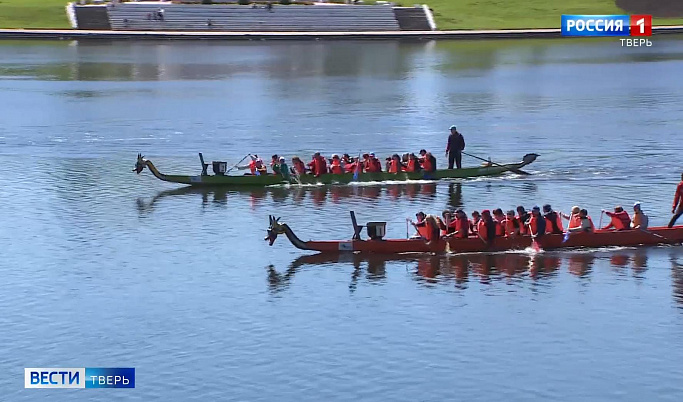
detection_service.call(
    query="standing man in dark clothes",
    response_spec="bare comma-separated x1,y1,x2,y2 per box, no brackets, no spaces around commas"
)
669,172,683,228
446,125,465,169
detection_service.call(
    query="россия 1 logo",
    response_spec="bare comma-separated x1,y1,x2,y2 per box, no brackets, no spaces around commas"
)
561,15,653,47
24,368,135,389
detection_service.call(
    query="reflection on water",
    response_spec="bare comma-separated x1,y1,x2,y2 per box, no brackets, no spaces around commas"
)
266,248,675,294
137,182,445,213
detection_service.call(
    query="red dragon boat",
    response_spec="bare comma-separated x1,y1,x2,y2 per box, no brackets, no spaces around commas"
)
265,213,683,254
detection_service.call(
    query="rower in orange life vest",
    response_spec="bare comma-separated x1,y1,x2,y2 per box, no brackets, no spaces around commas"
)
307,152,328,177
409,211,440,242
438,210,457,237
419,149,437,173
602,205,631,230
452,209,470,239
542,204,564,234
291,156,306,175
492,208,506,237
567,209,595,232
364,153,382,173
526,206,547,237
239,154,267,175
516,206,530,235
561,206,582,231
503,210,520,237
477,210,497,245
669,172,683,228
470,210,481,235
329,154,343,174
405,153,421,172
388,154,405,173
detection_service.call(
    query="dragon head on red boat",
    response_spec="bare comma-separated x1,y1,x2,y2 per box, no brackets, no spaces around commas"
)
265,215,285,246
133,153,146,174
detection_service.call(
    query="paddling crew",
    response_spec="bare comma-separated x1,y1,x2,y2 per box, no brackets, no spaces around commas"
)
477,210,497,245
631,202,649,230
526,206,546,238
516,206,530,235
329,155,344,174
602,206,631,230
291,156,306,175
446,125,465,169
470,211,481,234
568,209,595,233
492,208,506,236
542,204,564,234
367,153,382,172
406,153,421,172
503,210,520,237
669,172,683,228
561,206,582,230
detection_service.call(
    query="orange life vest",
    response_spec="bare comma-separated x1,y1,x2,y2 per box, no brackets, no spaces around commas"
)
568,214,581,230
389,159,401,173
248,160,257,175
477,220,488,241
344,162,357,173
366,158,381,173
330,160,343,174
422,156,434,172
528,215,543,236
313,157,327,176
455,217,469,238
417,219,438,241
503,218,517,237
544,212,564,234
494,218,505,236
609,211,631,230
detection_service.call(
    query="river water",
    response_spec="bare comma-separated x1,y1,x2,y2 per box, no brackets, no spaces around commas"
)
1,37,683,401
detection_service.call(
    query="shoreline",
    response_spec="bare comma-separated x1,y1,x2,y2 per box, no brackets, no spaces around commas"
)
1,26,683,41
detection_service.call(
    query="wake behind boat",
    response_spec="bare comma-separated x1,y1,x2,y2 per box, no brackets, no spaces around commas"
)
133,152,539,187
265,212,683,255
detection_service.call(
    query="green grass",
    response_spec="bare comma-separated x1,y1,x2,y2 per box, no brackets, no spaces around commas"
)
0,0,682,30
0,0,71,29
426,0,683,30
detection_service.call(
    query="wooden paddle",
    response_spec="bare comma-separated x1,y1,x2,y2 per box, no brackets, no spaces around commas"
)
462,152,531,175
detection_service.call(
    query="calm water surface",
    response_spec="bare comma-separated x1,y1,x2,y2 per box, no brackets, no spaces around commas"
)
2,38,683,401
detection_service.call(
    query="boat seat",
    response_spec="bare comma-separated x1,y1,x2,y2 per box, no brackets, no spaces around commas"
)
350,211,363,240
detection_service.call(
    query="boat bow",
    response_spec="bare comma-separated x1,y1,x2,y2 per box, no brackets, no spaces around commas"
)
265,215,313,250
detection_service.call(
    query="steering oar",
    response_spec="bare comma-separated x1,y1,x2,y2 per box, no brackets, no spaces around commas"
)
462,151,531,175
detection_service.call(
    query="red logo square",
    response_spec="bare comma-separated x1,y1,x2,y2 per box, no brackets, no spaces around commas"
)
630,15,652,36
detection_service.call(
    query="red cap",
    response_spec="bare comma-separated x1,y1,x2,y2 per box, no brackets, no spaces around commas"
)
481,209,490,215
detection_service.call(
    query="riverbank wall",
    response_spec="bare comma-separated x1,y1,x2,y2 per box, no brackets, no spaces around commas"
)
1,26,683,40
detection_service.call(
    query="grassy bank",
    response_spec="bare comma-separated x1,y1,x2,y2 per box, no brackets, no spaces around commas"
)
1,0,683,30
0,0,71,29
428,0,683,30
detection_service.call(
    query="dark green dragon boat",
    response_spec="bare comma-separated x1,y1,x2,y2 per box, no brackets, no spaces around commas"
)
133,153,539,187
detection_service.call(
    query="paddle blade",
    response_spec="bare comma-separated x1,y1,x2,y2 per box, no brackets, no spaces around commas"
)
531,239,541,252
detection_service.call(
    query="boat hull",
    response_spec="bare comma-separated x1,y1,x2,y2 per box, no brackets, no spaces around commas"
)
295,227,683,254
147,158,535,187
